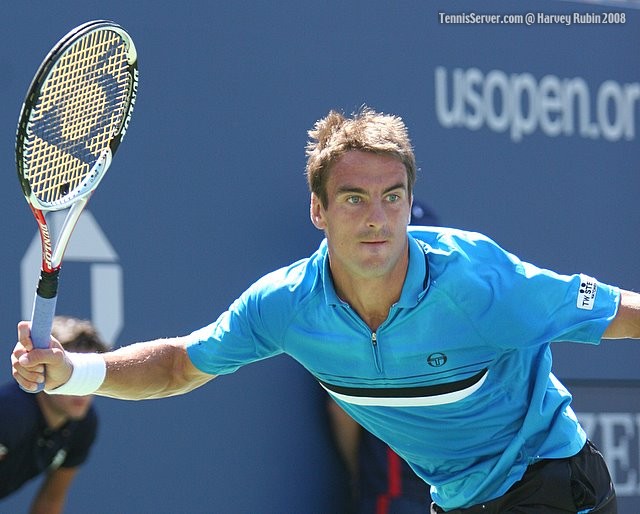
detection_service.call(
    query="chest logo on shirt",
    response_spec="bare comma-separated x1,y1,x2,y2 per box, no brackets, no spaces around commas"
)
577,274,597,311
427,352,447,367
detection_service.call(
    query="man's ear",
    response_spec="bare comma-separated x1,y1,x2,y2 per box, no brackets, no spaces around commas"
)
310,193,326,230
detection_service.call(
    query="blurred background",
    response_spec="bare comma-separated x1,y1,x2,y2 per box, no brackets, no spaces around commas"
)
1,0,639,512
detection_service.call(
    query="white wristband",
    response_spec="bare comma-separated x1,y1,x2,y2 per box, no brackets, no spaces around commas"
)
45,352,106,396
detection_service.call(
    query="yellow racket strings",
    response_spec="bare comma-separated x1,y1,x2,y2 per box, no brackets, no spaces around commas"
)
24,29,131,204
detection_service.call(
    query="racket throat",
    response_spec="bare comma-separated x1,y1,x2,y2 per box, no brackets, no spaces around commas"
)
49,197,89,269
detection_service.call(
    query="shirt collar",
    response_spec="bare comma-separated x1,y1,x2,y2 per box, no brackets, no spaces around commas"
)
318,240,340,306
318,235,431,308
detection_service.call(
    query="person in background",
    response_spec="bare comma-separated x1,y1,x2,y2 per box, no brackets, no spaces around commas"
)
1,316,108,514
327,200,437,514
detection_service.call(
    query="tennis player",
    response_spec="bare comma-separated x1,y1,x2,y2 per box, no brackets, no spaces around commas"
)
12,107,640,513
3,316,107,514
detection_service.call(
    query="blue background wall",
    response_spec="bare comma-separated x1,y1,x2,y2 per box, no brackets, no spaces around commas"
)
1,1,639,512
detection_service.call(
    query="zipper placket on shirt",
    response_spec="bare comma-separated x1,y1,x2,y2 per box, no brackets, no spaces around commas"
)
370,331,382,373
370,304,400,374
340,302,386,374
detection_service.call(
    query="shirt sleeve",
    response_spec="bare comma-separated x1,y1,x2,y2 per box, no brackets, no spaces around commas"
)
443,231,620,349
185,271,290,375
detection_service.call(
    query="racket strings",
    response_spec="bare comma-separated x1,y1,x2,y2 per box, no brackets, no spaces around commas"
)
23,29,132,204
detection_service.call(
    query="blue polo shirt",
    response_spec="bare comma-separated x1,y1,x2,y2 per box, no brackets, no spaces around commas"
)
186,227,619,509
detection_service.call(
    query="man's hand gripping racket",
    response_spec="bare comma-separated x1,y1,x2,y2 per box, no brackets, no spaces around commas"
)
14,20,138,391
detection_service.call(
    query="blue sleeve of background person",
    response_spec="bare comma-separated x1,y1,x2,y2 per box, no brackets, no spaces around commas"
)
409,227,620,348
185,257,313,375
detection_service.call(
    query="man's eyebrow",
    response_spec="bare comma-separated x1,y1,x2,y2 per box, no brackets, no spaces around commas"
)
335,183,407,196
336,186,367,195
384,182,408,194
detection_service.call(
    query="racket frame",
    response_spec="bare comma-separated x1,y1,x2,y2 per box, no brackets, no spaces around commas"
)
14,20,138,387
16,20,137,275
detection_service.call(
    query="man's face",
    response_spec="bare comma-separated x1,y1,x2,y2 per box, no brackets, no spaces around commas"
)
310,150,412,282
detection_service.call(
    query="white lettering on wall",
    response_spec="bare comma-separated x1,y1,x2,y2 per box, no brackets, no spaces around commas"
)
435,67,640,142
578,412,640,496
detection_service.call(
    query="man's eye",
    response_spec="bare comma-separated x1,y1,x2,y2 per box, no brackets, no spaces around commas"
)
347,196,362,204
387,194,400,202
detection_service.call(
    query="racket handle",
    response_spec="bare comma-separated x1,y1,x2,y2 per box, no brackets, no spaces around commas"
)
27,270,59,393
31,293,58,350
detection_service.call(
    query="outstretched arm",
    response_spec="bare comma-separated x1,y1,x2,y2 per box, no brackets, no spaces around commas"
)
29,467,77,514
12,321,215,400
603,289,640,339
99,338,215,400
327,397,362,480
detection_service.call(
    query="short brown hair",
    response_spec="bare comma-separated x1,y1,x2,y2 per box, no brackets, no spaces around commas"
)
51,316,109,353
305,107,417,207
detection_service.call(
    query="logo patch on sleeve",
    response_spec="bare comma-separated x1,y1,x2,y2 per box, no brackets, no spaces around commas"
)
577,274,597,310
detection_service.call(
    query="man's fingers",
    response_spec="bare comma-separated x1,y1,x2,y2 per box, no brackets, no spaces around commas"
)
12,339,53,391
14,366,44,384
12,321,68,391
18,347,58,367
12,354,46,392
17,356,45,373
17,320,34,351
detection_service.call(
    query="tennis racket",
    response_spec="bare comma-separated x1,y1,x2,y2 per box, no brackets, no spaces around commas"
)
15,20,138,391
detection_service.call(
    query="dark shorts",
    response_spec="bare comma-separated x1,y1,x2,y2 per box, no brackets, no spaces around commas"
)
431,440,617,513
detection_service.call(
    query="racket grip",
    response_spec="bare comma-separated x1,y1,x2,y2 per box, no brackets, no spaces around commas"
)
27,270,59,393
30,293,58,350
25,294,57,394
